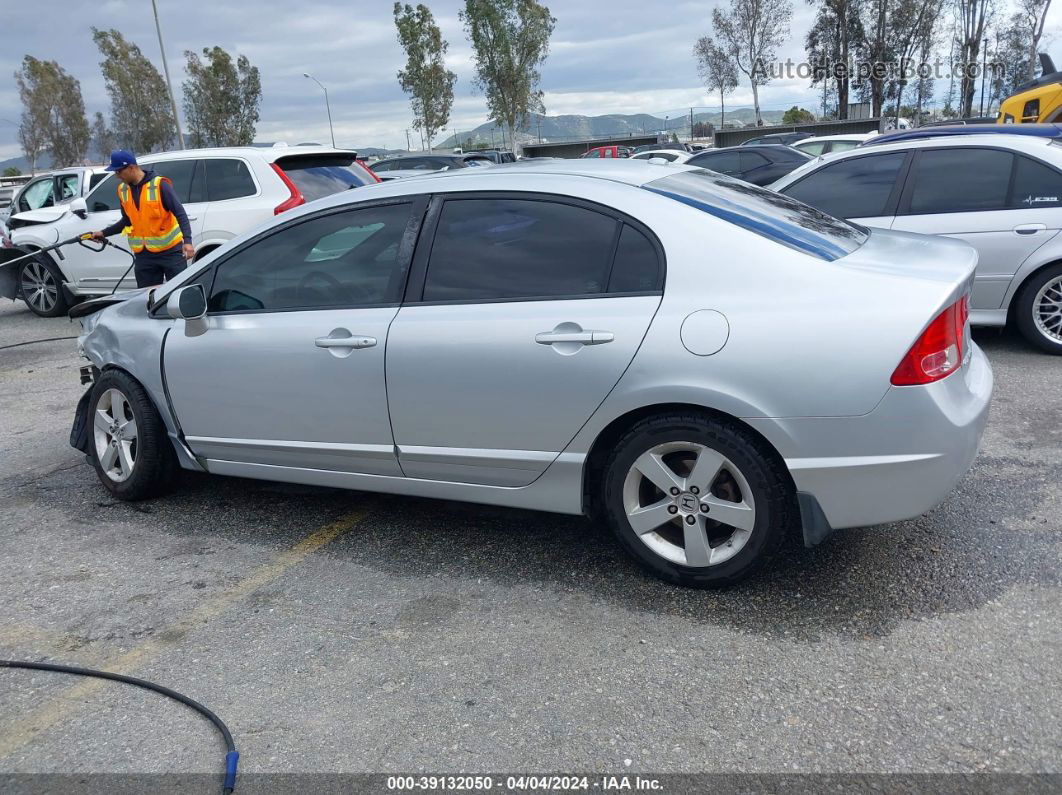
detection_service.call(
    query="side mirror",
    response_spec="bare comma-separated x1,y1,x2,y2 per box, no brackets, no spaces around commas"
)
167,284,207,320
70,198,88,219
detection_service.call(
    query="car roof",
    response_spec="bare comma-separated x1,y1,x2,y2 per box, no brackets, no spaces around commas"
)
136,145,358,163
867,123,1062,146
797,132,877,144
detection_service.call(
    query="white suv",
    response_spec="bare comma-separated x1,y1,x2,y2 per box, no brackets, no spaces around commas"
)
3,146,378,316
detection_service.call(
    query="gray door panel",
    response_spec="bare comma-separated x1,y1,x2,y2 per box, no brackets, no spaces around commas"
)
386,296,660,486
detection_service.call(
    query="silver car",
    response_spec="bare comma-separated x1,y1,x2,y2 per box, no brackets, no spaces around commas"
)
770,133,1062,354
71,160,992,587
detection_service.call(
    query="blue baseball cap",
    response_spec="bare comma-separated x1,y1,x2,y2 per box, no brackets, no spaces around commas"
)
105,150,137,171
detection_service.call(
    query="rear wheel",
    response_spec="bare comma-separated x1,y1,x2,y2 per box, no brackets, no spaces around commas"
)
89,370,177,501
1015,263,1062,354
19,255,68,317
601,413,795,587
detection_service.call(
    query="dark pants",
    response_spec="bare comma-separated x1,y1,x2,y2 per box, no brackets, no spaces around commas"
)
133,247,188,288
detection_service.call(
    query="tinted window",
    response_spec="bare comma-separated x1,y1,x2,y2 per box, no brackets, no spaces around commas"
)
209,203,412,312
370,159,401,172
608,224,663,293
1009,156,1062,208
88,175,121,212
205,159,256,201
423,198,617,301
153,159,205,204
89,173,108,190
907,148,1012,214
798,142,826,155
783,152,906,218
742,138,766,146
646,169,868,261
278,156,374,202
740,151,769,170
690,151,742,174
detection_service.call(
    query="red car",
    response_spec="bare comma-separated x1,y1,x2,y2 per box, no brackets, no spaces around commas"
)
580,145,632,159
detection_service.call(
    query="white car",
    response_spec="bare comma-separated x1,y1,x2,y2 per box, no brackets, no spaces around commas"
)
793,132,878,156
630,149,695,163
771,133,1062,353
3,146,379,316
0,167,108,224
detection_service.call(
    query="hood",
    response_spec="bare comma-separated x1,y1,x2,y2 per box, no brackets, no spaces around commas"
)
11,206,69,225
68,287,154,319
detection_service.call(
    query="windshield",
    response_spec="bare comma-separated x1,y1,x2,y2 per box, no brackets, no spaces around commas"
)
276,155,374,201
645,169,867,261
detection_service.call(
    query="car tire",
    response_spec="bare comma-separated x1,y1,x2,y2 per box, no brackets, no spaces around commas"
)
600,412,795,588
88,370,177,501
1015,263,1062,354
19,254,68,317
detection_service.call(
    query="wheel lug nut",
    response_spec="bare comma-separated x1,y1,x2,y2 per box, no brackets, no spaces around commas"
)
685,515,696,525
669,487,680,496
667,505,678,515
700,504,710,513
690,486,699,495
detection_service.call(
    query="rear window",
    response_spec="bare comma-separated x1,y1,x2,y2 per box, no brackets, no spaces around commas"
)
276,155,375,202
645,169,868,261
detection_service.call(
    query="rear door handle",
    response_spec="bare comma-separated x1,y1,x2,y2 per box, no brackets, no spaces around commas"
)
315,335,377,349
535,330,614,345
1014,223,1047,235
186,215,198,221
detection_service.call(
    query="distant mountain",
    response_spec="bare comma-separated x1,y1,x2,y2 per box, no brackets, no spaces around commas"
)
438,109,788,149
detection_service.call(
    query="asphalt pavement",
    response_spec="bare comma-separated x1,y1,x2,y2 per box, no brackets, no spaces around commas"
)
0,296,1059,790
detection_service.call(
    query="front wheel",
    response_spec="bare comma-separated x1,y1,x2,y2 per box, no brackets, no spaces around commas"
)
600,413,796,587
1015,263,1062,354
89,370,177,500
19,255,68,317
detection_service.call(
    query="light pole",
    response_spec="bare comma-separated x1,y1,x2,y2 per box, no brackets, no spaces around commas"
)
303,73,336,148
151,0,185,149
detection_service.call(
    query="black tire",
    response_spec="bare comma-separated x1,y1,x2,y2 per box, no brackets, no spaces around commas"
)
1014,263,1062,355
19,254,69,318
88,370,178,501
600,412,796,588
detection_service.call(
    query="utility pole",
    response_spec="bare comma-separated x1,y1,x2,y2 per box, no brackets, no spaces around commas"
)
405,129,411,151
979,35,989,117
689,108,694,142
151,0,185,149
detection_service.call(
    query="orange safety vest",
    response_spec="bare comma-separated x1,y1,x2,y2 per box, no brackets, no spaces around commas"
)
117,176,184,253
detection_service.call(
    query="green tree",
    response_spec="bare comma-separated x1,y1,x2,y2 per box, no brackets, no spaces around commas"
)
14,56,90,170
93,29,177,154
182,46,262,147
91,111,116,159
782,106,816,124
805,0,864,119
2,167,21,177
694,36,739,130
461,0,556,154
712,0,792,125
394,3,456,152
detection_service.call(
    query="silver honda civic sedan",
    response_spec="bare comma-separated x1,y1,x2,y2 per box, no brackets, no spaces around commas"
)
70,160,993,587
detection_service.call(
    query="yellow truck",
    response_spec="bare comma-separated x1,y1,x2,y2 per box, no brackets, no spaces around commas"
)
998,54,1062,123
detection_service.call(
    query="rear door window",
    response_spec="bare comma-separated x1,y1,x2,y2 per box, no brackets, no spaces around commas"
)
422,198,619,302
1008,155,1062,208
905,148,1012,214
205,159,257,201
276,155,375,202
782,152,906,218
153,159,206,204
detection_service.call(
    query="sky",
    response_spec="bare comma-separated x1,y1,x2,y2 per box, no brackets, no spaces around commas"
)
2,0,1060,161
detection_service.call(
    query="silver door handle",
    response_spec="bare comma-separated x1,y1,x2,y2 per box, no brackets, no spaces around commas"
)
1014,224,1046,235
535,331,614,345
315,335,377,349
187,215,198,221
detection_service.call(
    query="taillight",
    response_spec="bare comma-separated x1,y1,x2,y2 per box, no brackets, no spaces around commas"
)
358,162,381,183
891,295,970,386
270,163,305,215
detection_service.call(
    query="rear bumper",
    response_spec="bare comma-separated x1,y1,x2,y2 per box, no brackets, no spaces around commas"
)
749,343,993,536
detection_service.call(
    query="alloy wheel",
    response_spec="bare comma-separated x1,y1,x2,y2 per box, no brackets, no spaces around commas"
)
1033,275,1062,343
20,261,58,314
93,388,138,483
622,441,756,567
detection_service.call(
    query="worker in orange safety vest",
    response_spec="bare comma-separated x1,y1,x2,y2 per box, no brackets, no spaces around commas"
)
91,149,195,288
